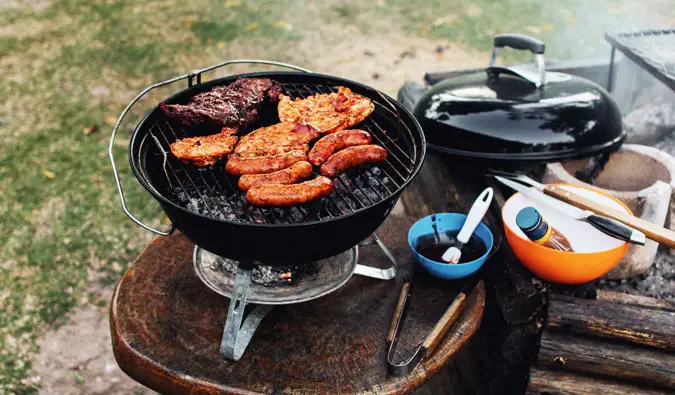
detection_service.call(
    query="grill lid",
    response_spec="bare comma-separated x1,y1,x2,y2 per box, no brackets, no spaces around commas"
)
413,34,625,162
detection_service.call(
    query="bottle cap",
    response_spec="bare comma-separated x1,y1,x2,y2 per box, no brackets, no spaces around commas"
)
516,207,548,241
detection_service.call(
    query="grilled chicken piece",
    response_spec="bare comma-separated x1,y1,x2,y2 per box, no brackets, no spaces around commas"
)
225,150,307,176
159,78,282,127
238,161,314,191
320,145,387,177
246,176,334,206
233,122,321,158
169,127,238,167
308,129,372,165
277,86,374,134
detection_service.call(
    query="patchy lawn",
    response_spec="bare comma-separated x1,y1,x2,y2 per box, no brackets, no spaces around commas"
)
1,0,672,392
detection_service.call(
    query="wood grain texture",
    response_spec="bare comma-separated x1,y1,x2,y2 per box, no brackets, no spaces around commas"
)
544,184,675,248
547,293,675,350
527,368,670,395
537,331,675,390
597,290,675,312
110,215,486,395
423,293,466,357
400,154,548,393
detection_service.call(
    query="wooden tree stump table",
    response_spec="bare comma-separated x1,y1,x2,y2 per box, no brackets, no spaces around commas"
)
110,215,486,394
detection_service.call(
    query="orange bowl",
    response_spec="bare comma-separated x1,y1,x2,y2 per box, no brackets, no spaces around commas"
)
502,184,631,284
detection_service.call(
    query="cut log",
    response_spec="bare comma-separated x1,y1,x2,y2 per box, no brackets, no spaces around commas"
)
527,367,670,395
547,293,675,350
597,290,675,312
537,331,675,390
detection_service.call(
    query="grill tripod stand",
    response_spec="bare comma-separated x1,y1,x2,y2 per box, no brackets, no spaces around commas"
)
193,233,398,361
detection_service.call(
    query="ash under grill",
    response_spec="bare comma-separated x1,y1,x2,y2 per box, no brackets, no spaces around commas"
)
141,82,417,225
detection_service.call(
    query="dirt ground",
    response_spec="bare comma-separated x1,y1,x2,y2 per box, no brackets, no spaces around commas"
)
30,31,483,394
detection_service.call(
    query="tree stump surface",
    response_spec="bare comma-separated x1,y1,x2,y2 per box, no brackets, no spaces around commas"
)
110,215,485,395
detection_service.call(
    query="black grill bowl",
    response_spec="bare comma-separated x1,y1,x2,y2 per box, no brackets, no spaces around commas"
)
129,72,426,264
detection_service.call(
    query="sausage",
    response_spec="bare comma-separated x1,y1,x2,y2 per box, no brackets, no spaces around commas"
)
246,176,334,207
225,150,306,176
319,145,387,177
237,161,314,191
308,129,372,165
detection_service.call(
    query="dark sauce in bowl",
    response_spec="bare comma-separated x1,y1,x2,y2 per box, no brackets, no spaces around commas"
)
416,230,487,264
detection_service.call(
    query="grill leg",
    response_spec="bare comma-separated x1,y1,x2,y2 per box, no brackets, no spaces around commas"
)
220,261,273,361
354,233,398,280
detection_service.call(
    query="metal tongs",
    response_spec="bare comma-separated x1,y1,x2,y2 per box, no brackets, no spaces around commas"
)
386,273,481,376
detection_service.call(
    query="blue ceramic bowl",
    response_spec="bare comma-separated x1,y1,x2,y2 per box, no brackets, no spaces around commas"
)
408,213,494,280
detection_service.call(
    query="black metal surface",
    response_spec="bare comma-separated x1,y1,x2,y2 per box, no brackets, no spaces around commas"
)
493,34,545,54
605,29,675,93
129,72,425,264
413,66,625,162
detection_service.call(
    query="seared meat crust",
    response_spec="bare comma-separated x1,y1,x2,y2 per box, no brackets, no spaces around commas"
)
308,129,371,165
160,78,281,127
277,86,374,134
237,161,314,191
225,150,307,175
319,145,387,177
246,176,334,206
234,122,320,158
169,127,238,167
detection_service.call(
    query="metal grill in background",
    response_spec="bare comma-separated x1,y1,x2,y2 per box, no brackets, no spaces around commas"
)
606,29,675,92
143,82,417,225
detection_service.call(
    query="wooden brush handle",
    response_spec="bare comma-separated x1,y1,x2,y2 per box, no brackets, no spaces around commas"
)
387,283,411,343
544,185,675,249
422,292,467,358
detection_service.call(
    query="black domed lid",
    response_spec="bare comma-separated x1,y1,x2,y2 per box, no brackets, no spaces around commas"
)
413,35,625,162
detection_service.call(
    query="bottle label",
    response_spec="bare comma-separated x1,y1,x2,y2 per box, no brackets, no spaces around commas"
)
531,223,552,246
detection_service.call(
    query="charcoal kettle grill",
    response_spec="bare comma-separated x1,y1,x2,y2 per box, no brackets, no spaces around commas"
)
109,59,426,360
412,34,626,163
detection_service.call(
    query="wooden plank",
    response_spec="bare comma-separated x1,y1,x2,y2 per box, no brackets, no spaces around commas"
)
527,367,670,395
110,215,486,395
597,290,675,312
537,331,675,390
548,293,675,350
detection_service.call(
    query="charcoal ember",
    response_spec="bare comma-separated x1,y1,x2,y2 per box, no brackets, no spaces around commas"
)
214,258,317,287
159,78,282,128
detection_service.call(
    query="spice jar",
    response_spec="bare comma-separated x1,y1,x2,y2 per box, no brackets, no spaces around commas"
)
516,207,574,252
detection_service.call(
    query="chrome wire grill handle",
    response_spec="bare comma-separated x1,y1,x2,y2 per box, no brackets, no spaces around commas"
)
108,59,312,235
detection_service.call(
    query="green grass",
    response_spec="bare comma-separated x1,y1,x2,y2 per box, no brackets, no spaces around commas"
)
0,0,671,392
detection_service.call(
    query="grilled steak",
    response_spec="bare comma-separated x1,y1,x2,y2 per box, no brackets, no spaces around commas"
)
277,86,374,134
160,78,282,128
233,122,320,158
169,127,238,167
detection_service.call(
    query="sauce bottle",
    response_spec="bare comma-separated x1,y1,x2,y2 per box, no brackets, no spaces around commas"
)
516,207,574,252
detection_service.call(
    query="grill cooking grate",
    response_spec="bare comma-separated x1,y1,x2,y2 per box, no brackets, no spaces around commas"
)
606,29,675,92
141,82,417,225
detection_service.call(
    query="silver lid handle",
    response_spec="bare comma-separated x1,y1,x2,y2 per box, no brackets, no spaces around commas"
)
488,34,547,87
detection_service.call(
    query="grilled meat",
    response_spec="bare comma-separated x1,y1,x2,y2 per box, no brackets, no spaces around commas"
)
169,127,238,167
160,78,282,127
320,145,387,177
308,129,372,165
238,161,314,191
225,150,307,176
234,122,320,158
246,176,334,206
277,86,374,134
